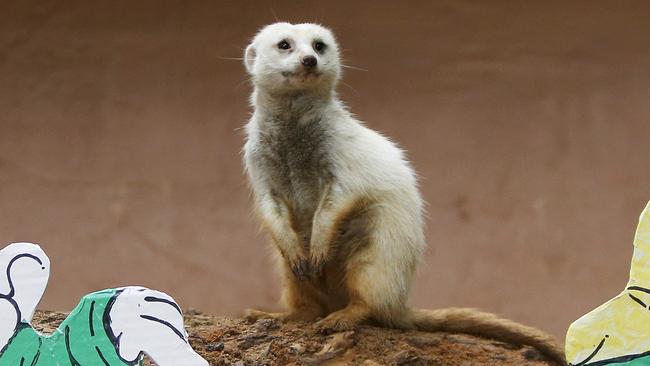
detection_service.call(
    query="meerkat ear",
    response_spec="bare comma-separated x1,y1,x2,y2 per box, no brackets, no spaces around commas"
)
244,44,256,74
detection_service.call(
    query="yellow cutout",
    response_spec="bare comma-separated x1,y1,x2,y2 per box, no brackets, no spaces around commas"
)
566,201,650,365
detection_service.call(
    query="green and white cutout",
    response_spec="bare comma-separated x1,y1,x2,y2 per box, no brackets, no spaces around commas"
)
0,242,208,366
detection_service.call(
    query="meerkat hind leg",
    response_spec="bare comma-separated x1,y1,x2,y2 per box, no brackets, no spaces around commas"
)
317,224,410,333
317,260,374,333
243,309,285,322
246,269,325,323
244,307,322,323
317,301,371,333
244,301,323,323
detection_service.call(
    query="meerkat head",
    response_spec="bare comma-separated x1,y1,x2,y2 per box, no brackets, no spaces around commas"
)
244,22,341,93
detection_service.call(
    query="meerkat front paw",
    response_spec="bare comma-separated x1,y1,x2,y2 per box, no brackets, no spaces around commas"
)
280,247,311,281
308,232,332,276
308,244,330,276
316,304,370,334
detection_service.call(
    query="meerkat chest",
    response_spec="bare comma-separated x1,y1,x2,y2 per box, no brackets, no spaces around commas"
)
252,116,334,216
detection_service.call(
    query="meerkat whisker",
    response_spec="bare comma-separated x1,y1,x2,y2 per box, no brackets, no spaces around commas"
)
341,64,368,72
340,81,358,94
218,56,245,61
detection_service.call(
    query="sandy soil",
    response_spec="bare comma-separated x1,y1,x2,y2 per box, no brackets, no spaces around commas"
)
2,1,650,340
32,311,558,366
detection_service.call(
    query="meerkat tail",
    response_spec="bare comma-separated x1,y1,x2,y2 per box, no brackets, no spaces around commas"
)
406,308,566,365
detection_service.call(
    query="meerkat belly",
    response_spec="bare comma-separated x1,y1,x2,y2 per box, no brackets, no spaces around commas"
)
256,118,333,234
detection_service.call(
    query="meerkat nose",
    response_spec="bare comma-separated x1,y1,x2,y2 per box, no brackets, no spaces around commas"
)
301,55,318,67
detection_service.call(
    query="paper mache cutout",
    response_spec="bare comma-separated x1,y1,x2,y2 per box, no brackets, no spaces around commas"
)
0,242,208,366
566,201,650,365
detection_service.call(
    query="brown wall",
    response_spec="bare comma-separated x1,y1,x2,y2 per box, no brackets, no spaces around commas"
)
2,1,650,340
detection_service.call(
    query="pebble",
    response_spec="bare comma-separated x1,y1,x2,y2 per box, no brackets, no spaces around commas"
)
289,343,305,355
237,333,269,349
253,318,280,332
206,342,225,352
407,336,441,348
445,334,478,346
522,348,546,361
391,350,420,365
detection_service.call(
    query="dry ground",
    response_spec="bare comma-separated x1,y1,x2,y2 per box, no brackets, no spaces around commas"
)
33,310,558,366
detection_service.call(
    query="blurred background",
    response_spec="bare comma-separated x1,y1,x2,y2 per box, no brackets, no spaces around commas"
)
2,1,650,340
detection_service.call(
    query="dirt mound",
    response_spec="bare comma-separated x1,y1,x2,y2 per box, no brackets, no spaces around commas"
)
32,311,559,365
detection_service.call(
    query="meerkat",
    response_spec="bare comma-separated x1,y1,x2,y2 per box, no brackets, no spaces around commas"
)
242,22,565,364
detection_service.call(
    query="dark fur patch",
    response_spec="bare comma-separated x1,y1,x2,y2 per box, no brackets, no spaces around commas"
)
250,113,334,238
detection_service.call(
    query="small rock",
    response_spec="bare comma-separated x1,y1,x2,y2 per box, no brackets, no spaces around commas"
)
522,348,546,361
445,334,478,346
233,361,244,366
259,341,273,360
253,318,280,332
304,331,355,365
237,333,269,349
206,342,225,352
391,350,421,365
289,343,305,355
407,336,441,348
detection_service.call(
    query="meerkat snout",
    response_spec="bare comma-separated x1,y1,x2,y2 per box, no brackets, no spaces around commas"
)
301,55,317,68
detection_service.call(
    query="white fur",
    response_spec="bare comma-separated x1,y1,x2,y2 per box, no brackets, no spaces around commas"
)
243,23,425,322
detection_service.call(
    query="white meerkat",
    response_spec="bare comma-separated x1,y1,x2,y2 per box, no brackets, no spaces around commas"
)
242,22,565,364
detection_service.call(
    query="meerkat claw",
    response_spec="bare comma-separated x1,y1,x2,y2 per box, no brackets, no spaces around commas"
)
290,258,310,280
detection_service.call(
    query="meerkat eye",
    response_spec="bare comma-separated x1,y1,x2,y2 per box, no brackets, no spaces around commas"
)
277,40,291,50
313,41,327,53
